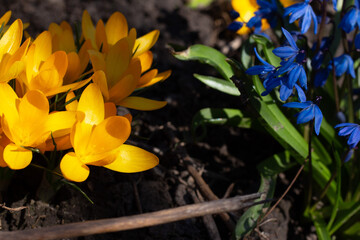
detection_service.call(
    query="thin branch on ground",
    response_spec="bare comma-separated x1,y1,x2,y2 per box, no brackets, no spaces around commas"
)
0,203,27,212
187,164,235,230
0,193,264,240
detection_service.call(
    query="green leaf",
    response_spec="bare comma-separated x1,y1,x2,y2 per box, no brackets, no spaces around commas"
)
312,214,332,240
330,201,360,235
191,108,257,139
343,222,360,238
187,0,214,8
172,44,234,81
235,151,294,239
193,74,240,96
327,149,342,230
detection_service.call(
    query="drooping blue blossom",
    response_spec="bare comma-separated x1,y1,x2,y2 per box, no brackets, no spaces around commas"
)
355,33,360,50
283,98,323,135
311,37,331,70
247,0,278,32
314,68,330,87
283,0,318,34
339,1,360,33
335,123,360,149
246,48,276,78
228,21,243,31
332,54,356,78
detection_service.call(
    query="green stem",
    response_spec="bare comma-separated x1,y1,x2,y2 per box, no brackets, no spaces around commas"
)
307,120,314,206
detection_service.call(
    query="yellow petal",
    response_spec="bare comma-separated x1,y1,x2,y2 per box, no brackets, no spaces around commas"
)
0,60,25,83
133,30,159,58
105,12,128,46
117,96,167,111
45,77,91,97
0,83,19,124
0,11,11,27
88,49,106,72
0,19,23,60
136,69,157,87
78,39,92,73
138,70,171,88
40,51,68,79
77,83,104,125
108,75,136,102
95,19,108,53
45,134,72,151
92,70,109,101
64,52,81,84
231,0,269,34
104,102,117,118
31,68,62,94
85,116,131,158
15,90,49,146
65,91,78,111
60,152,90,182
45,111,76,138
4,143,33,170
137,51,153,73
71,121,93,156
32,31,52,67
82,10,97,49
105,38,131,88
104,144,159,173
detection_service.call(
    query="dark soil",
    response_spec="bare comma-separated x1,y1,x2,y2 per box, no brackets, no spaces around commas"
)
0,0,311,239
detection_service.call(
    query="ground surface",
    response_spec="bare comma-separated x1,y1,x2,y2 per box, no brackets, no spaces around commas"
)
0,1,310,239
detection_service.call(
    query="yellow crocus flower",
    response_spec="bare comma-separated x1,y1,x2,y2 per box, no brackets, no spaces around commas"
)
60,83,159,182
48,21,92,84
82,10,171,110
0,83,76,170
17,31,91,97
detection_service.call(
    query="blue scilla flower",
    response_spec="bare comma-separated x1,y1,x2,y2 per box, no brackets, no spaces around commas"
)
279,82,307,102
228,21,243,31
247,0,278,32
311,37,331,70
246,48,277,78
332,54,355,78
339,1,360,33
284,0,318,34
335,123,360,149
273,28,300,63
355,33,360,50
283,98,323,135
314,68,330,87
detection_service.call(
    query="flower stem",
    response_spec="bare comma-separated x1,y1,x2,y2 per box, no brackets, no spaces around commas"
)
307,120,314,206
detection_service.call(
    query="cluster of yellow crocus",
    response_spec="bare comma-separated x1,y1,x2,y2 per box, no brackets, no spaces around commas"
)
0,10,170,182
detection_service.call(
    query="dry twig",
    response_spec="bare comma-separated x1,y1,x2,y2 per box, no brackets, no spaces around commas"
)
0,203,27,212
187,164,235,230
0,193,263,240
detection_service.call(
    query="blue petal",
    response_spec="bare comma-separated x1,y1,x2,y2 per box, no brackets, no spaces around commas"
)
300,7,312,34
347,126,360,147
355,33,360,49
254,48,272,66
335,123,359,128
288,65,301,88
338,126,357,136
294,84,306,102
298,66,307,90
310,6,318,34
314,105,323,135
283,101,312,108
282,27,298,50
273,46,298,59
279,84,293,101
228,21,243,31
297,106,314,124
314,68,330,87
